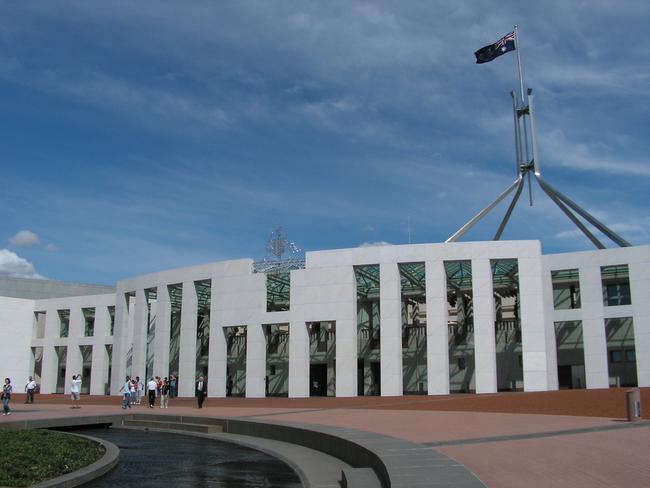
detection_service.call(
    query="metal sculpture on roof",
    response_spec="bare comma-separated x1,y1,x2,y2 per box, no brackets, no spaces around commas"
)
253,227,305,274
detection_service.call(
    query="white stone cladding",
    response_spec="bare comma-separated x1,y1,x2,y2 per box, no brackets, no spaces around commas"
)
0,241,648,397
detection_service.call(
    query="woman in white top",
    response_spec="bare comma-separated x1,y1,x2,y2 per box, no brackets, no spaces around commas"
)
70,374,82,409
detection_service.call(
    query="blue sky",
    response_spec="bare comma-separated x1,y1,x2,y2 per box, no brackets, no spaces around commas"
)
1,1,649,285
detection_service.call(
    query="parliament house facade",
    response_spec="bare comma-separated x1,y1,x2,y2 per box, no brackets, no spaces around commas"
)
0,240,648,398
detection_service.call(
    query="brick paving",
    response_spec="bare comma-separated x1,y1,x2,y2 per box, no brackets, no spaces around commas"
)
2,387,649,488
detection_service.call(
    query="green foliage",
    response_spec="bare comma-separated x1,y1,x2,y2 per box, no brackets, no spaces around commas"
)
0,429,105,487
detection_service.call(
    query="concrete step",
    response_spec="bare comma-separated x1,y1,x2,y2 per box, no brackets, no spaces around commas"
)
122,419,223,434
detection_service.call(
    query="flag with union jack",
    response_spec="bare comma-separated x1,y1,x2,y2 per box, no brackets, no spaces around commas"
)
474,31,516,64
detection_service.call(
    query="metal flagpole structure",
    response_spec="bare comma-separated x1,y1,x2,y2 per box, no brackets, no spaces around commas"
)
446,26,630,248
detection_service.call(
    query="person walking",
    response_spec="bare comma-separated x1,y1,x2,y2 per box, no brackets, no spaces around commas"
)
120,376,132,409
2,378,12,415
195,375,207,409
24,376,36,404
160,377,170,408
70,374,82,409
147,377,157,408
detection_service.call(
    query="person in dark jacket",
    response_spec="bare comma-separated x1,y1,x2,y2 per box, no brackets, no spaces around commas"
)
195,376,207,408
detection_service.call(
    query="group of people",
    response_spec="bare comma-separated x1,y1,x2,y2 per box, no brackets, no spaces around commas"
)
2,376,39,415
120,374,183,409
1,373,209,415
119,374,207,409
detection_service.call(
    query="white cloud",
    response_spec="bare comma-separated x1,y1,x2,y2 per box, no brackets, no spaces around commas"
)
8,230,40,247
0,249,44,279
540,129,650,177
44,243,59,252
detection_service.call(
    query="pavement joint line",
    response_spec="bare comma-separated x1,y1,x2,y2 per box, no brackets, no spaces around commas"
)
423,420,650,447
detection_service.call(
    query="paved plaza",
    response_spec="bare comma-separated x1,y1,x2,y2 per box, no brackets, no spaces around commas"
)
1,389,649,488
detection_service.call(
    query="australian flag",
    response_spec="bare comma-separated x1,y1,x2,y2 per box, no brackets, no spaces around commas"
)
475,31,516,64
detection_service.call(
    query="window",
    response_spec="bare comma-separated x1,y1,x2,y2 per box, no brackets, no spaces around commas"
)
83,308,95,337
551,269,580,309
601,265,631,306
610,350,623,363
58,310,70,338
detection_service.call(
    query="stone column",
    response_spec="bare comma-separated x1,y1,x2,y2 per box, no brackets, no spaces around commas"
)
288,321,309,397
246,324,266,397
380,263,402,396
90,306,109,395
335,267,357,397
426,259,449,394
472,258,497,393
519,256,551,391
580,266,609,389
153,283,171,378
178,281,198,397
629,255,650,387
131,289,149,380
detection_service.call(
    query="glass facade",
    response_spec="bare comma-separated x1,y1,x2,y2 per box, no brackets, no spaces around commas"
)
355,264,380,396
491,259,523,391
55,346,67,394
144,287,157,380
551,269,581,310
108,306,115,336
445,261,475,393
195,280,211,379
168,284,183,378
601,265,631,306
554,321,585,389
264,323,289,397
399,262,427,395
80,345,92,394
267,272,290,312
308,321,336,397
31,346,43,389
58,309,70,338
225,326,247,397
83,308,95,337
605,317,637,387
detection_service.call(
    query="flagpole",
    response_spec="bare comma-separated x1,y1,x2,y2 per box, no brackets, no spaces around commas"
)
513,25,525,105
513,25,533,204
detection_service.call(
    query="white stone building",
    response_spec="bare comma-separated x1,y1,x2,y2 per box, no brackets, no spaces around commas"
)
0,240,648,398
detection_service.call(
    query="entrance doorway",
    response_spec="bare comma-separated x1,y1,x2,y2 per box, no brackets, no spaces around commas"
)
309,364,327,396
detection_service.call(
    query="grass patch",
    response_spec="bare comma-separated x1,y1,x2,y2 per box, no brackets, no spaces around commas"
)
0,429,105,487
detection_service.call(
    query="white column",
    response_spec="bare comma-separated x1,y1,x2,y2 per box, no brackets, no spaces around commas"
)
110,292,129,395
246,324,266,397
580,266,609,389
630,256,650,387
541,264,559,390
207,322,226,398
519,257,551,391
153,283,171,378
40,308,60,393
426,260,449,395
90,306,109,395
472,258,497,393
289,321,309,397
336,267,357,397
380,263,402,396
131,289,148,380
178,281,198,397
65,308,84,393
40,347,58,394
